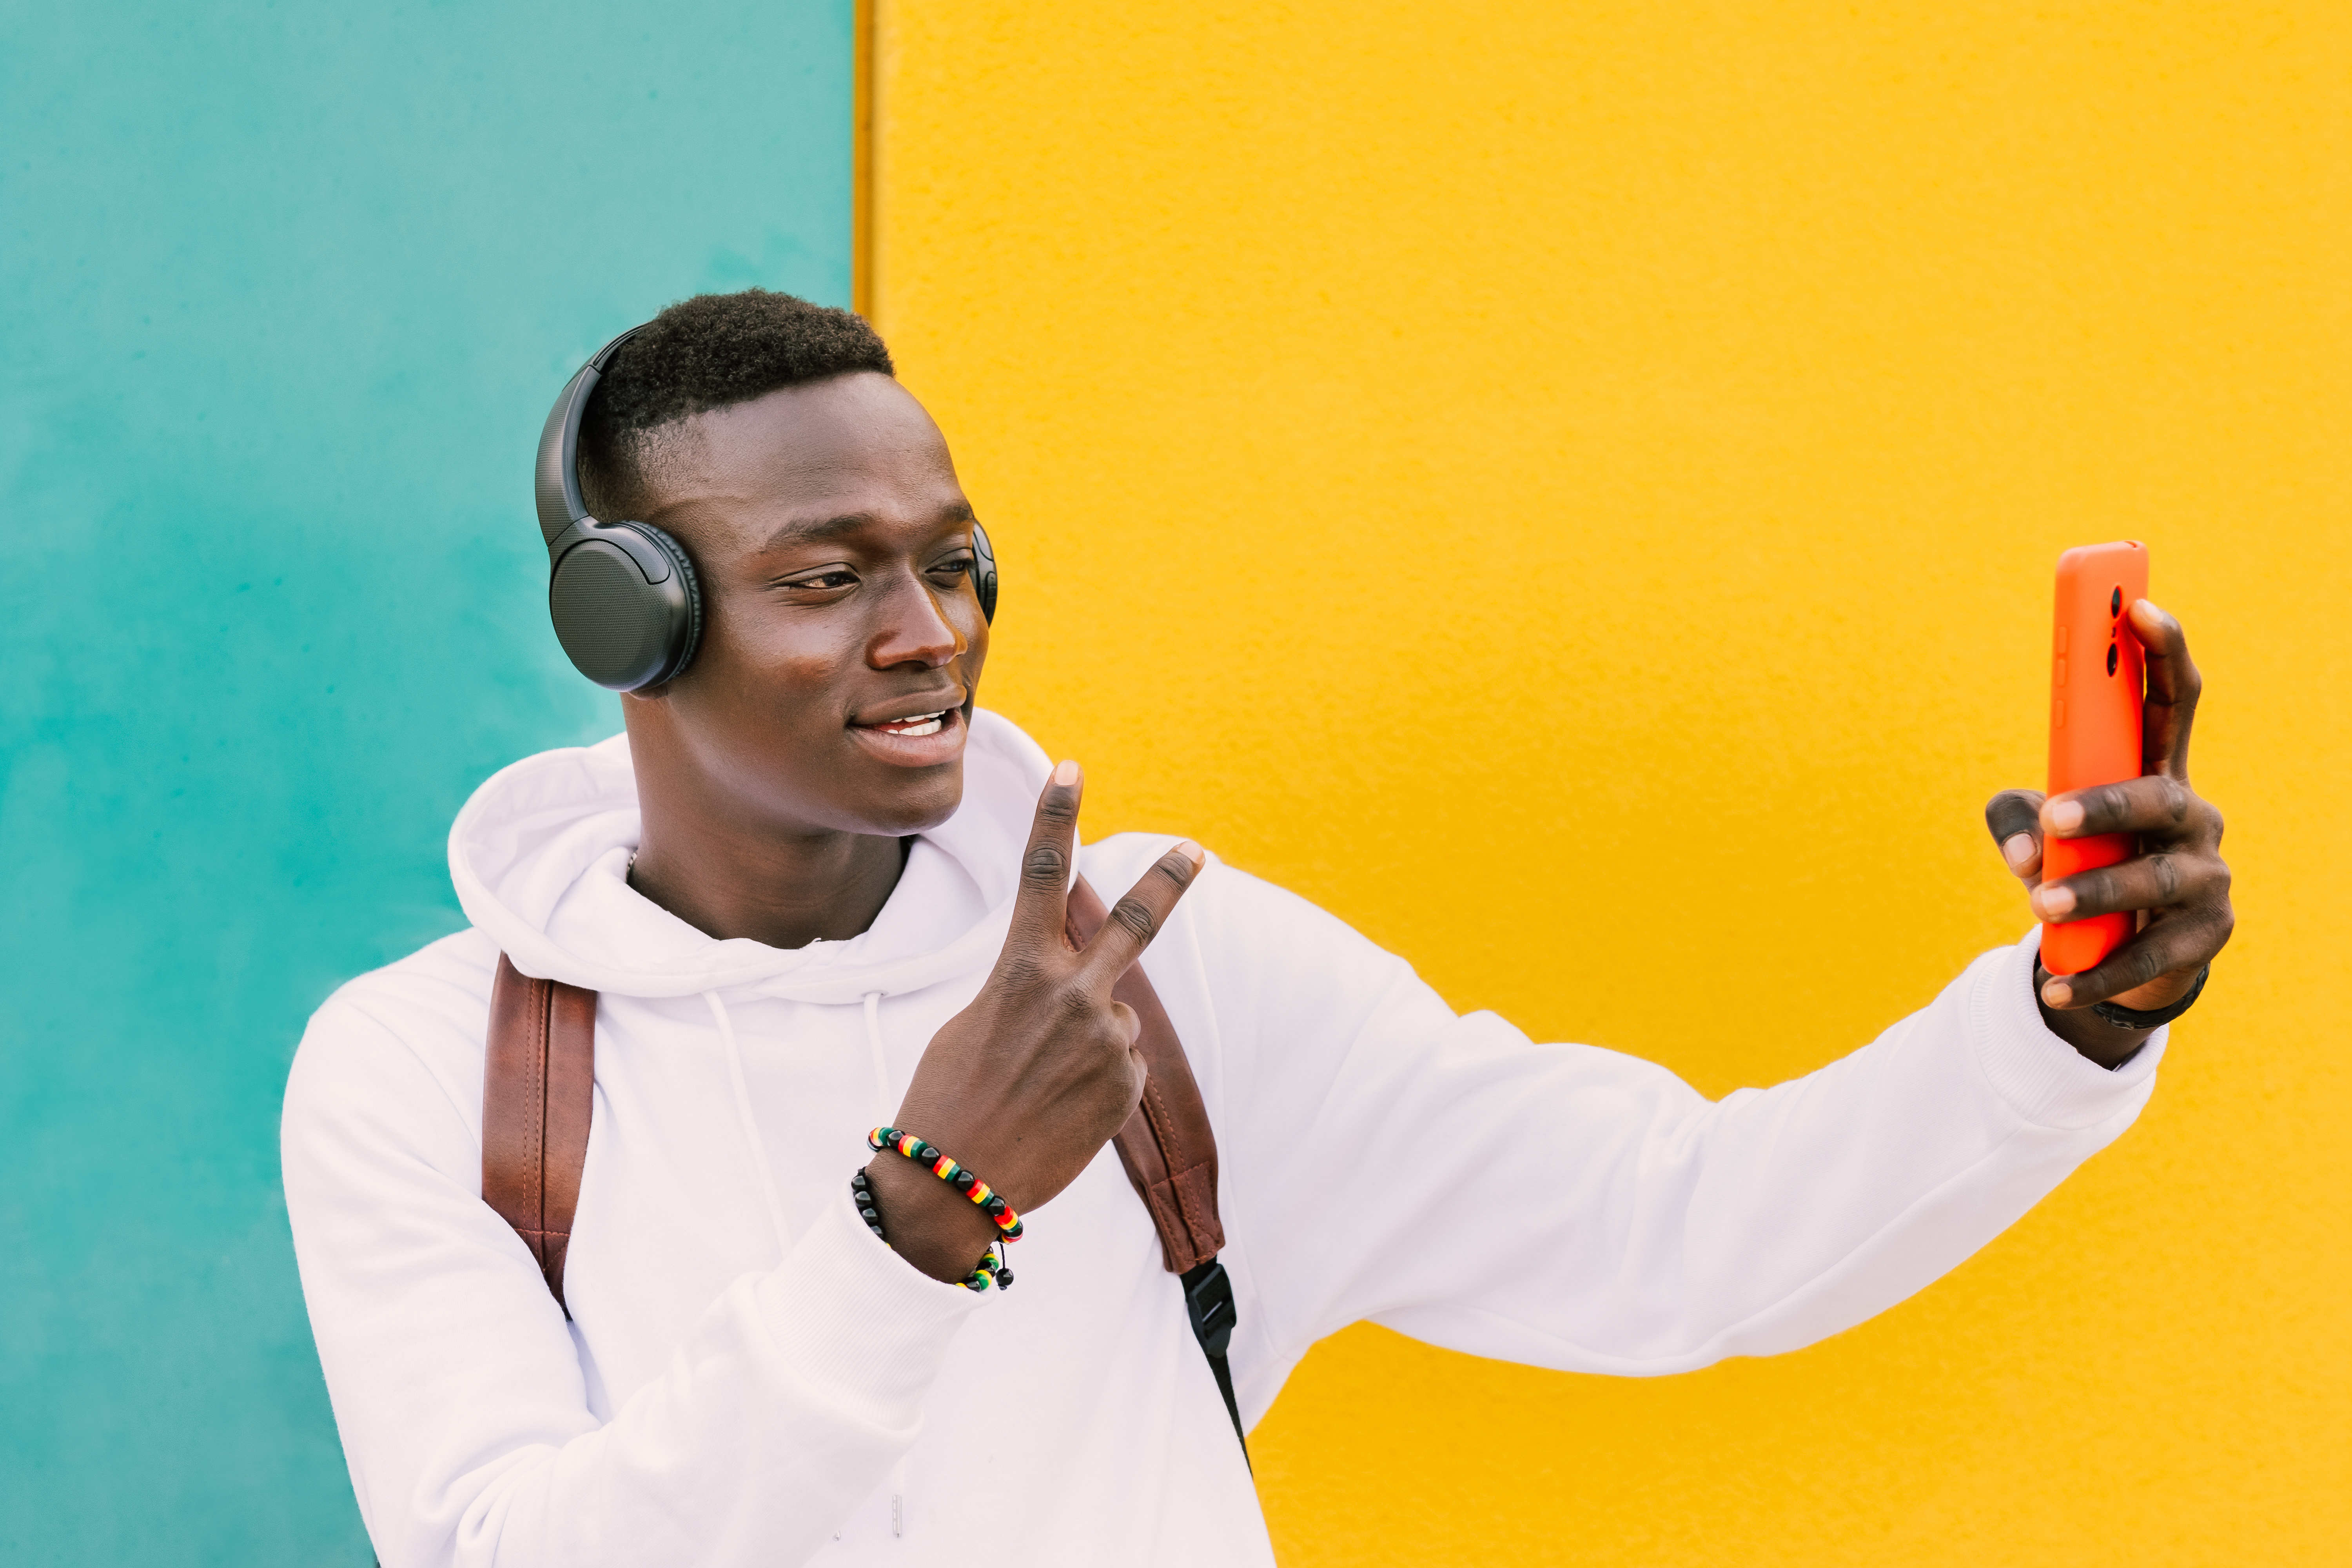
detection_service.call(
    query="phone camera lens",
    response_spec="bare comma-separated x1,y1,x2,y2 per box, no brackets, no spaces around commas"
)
2110,587,2122,616
2107,644,2119,676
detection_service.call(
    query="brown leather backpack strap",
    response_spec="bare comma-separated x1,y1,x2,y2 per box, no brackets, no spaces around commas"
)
1068,876,1226,1273
1069,873,1248,1465
482,953,598,1314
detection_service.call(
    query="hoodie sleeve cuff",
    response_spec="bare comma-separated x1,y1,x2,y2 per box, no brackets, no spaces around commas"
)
751,1181,993,1413
1968,927,2166,1130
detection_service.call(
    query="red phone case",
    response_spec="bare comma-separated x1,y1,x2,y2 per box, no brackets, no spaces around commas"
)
2042,541,2149,975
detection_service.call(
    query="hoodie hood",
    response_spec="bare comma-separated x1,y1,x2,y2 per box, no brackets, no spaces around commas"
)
450,707,1053,1003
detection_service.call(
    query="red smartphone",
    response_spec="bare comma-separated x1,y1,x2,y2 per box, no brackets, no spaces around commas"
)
2042,541,2149,975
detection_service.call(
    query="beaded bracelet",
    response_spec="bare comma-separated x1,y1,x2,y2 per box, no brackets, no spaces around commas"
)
867,1127,1026,1240
850,1169,1013,1292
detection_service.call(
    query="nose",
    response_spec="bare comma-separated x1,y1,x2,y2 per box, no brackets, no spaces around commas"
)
867,572,966,671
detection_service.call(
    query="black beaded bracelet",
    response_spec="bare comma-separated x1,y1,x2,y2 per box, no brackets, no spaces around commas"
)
850,1169,1013,1292
2089,962,2210,1031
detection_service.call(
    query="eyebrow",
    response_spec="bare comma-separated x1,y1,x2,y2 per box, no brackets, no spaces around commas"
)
757,513,872,552
755,502,976,554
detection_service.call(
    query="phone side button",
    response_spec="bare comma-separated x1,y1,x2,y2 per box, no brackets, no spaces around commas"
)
2053,698,2066,729
2054,658,2067,685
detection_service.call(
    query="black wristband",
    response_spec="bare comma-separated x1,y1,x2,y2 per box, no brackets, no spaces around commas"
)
851,1167,889,1241
2088,962,2210,1031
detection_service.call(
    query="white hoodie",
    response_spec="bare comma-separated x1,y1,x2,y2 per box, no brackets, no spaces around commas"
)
282,709,2163,1568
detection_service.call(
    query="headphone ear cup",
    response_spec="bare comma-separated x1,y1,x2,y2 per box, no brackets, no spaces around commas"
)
548,521,703,691
633,521,704,679
971,521,999,624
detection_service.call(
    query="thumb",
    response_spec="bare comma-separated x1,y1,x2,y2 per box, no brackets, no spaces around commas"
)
1985,788,2047,884
1110,1002,1150,1109
1126,1045,1150,1115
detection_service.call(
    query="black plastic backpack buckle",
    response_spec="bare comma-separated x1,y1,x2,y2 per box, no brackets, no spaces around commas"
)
1180,1258,1248,1467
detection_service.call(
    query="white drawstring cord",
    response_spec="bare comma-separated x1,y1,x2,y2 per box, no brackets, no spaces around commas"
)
702,990,793,1264
862,991,891,1122
864,989,911,1537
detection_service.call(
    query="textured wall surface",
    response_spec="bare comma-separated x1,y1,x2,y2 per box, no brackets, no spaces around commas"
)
0,4,849,1559
872,2,2349,1561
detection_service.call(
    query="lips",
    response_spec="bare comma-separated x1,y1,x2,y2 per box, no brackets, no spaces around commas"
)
867,709,947,738
847,695,968,768
852,690,964,735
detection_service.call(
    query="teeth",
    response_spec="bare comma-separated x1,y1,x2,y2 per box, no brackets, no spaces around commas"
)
876,710,947,737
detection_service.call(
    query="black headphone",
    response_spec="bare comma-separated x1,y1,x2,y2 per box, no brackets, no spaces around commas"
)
534,324,998,691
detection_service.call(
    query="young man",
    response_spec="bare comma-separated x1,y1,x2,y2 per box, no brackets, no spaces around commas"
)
283,290,2233,1566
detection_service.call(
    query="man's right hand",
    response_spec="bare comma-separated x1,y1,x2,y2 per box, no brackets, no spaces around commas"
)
867,760,1205,1283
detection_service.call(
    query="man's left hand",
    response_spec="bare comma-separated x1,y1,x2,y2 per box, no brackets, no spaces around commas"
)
1984,599,2234,1066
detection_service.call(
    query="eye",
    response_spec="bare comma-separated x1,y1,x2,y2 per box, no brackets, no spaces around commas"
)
928,555,974,581
781,569,859,592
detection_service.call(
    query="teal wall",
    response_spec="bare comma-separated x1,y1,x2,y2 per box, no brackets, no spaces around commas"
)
0,4,852,1560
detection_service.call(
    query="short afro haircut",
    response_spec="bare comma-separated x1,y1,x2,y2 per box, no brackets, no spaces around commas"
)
577,288,894,517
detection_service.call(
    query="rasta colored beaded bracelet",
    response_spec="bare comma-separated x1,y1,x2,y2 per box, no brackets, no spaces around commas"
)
866,1127,1027,1240
850,1168,1012,1292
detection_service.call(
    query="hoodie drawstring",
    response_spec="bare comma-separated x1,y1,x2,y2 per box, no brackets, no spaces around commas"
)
702,991,793,1265
864,989,911,1535
862,991,892,1123
712,987,911,1535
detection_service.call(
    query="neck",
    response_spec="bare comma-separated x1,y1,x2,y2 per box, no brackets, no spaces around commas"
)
626,770,910,953
628,826,907,952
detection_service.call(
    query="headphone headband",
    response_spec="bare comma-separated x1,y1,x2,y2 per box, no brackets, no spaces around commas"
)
532,324,646,548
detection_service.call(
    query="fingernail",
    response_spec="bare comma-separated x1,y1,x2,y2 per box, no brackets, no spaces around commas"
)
2043,978,2073,1007
2002,833,2036,869
2047,800,2085,833
1176,840,1205,868
1052,759,1080,786
2034,885,2075,918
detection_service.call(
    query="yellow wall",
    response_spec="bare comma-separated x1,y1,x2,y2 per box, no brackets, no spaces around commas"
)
871,2,2348,1561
